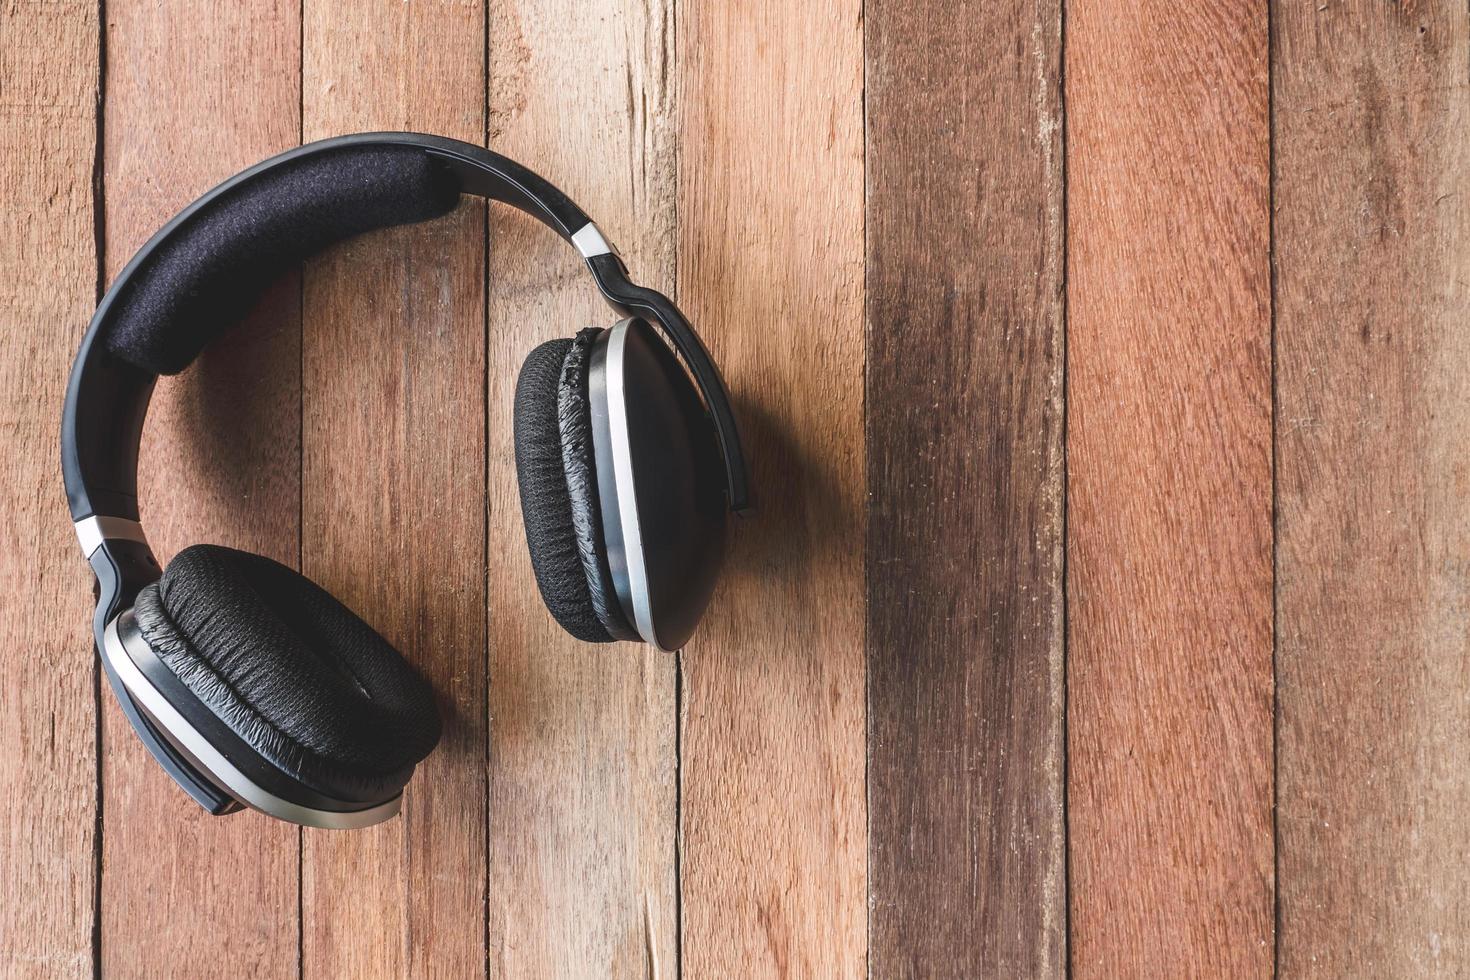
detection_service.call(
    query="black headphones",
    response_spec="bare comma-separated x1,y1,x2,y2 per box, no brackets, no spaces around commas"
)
62,132,750,828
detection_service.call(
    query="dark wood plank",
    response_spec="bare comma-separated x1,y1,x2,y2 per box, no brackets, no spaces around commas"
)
865,0,1066,973
1066,1,1274,975
99,4,302,973
299,2,487,976
484,0,678,973
0,1,99,975
1275,4,1470,975
677,0,867,973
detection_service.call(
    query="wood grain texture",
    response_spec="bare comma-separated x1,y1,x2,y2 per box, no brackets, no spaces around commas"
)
485,0,678,974
865,0,1066,974
1066,1,1274,976
100,3,303,974
1275,5,1470,976
676,0,867,974
24,5,1470,977
0,1,99,975
300,3,486,976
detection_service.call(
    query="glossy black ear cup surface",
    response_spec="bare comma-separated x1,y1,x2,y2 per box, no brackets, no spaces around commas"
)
598,318,729,650
514,339,615,642
132,544,440,803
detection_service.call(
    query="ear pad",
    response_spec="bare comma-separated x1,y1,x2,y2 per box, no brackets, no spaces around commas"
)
514,339,608,641
132,544,441,804
557,330,639,642
513,336,632,642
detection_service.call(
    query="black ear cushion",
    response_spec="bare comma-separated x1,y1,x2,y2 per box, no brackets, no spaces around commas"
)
106,146,461,376
514,339,613,642
558,329,637,641
132,544,441,803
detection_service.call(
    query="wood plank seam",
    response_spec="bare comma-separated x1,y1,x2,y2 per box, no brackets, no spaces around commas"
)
673,8,685,976
1268,0,1281,971
1061,0,1073,969
482,9,492,976
297,14,307,968
674,654,684,979
92,7,108,977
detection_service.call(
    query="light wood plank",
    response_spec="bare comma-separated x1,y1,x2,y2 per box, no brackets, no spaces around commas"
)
865,0,1066,973
1066,0,1274,975
99,4,303,974
484,0,678,974
677,1,867,974
1275,4,1470,976
300,3,487,976
0,1,100,975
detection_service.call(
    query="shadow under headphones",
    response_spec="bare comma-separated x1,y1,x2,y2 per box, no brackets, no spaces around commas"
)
62,133,751,829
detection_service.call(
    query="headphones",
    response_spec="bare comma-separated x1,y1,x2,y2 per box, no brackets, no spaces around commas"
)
62,132,750,828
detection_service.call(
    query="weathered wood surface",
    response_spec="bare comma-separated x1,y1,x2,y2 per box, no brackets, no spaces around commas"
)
100,3,303,975
0,1,100,976
9,2,1470,976
1066,0,1275,975
1275,3,1470,976
865,0,1067,974
484,0,679,974
676,0,868,975
299,0,487,975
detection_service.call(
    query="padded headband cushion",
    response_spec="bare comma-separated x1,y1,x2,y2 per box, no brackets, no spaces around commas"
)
132,544,441,803
514,338,613,642
106,146,461,375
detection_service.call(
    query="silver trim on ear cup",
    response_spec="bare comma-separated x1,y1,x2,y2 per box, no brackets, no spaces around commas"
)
74,515,148,558
101,613,403,830
590,320,658,646
589,330,636,632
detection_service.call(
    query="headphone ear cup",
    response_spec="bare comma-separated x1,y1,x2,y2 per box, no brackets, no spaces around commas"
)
132,544,441,804
593,318,730,651
513,336,633,642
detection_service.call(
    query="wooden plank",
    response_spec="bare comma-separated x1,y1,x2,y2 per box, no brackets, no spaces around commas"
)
676,1,867,974
865,0,1066,973
99,4,302,974
0,1,99,976
1065,1,1274,976
299,3,486,976
1274,5,1470,975
484,0,678,974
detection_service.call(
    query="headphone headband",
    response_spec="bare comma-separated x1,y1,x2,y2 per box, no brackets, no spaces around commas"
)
61,132,750,535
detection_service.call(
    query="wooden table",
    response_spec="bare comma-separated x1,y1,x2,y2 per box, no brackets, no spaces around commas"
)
2,1,1465,976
